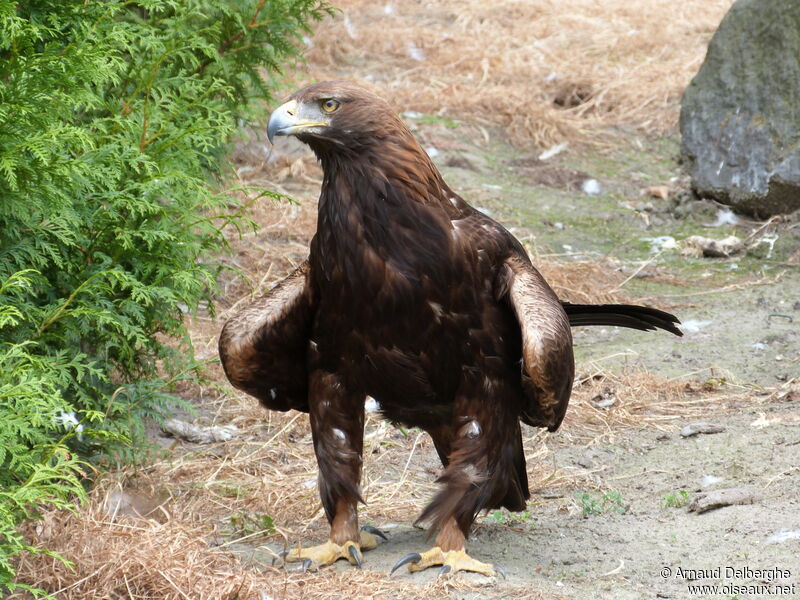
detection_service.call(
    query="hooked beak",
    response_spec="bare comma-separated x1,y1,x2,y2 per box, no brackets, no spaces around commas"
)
267,99,329,144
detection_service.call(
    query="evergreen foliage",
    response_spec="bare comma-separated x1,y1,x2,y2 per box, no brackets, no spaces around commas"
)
0,0,332,591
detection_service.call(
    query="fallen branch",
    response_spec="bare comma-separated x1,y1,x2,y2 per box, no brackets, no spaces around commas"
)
162,419,239,444
688,488,759,513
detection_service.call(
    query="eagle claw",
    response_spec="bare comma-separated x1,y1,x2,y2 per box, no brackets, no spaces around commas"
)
348,543,363,568
392,547,503,578
360,524,388,541
271,549,289,567
278,538,374,570
298,558,313,573
390,552,422,574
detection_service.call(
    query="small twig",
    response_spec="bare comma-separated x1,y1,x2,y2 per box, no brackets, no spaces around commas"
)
124,574,135,599
742,215,782,244
599,559,625,577
216,527,278,548
52,566,105,595
248,0,267,27
764,466,800,489
159,570,193,600
265,412,303,446
608,469,671,481
385,431,425,500
610,251,662,293
658,274,782,298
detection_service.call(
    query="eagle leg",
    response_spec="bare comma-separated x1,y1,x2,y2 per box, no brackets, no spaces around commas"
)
396,379,522,578
390,518,503,578
289,370,378,569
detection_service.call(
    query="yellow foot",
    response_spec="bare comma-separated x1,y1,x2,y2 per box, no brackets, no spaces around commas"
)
279,527,385,571
391,547,505,578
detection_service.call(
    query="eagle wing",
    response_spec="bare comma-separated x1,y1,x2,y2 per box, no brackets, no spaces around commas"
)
218,261,314,413
496,254,575,432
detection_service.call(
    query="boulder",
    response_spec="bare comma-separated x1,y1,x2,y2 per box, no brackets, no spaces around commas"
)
680,0,800,218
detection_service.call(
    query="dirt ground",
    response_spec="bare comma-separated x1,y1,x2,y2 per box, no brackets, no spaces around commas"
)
15,1,800,599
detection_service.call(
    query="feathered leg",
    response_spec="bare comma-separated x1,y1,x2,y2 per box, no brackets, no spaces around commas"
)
282,370,383,569
393,376,525,577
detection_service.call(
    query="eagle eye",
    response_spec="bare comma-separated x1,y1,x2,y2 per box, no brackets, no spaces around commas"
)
321,98,340,114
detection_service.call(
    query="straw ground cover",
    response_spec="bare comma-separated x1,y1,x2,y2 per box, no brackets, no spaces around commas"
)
15,1,800,598
302,0,734,146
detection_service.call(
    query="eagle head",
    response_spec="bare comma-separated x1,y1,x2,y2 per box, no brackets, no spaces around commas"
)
267,81,405,154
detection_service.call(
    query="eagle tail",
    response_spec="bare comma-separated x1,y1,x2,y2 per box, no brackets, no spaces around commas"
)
561,302,683,337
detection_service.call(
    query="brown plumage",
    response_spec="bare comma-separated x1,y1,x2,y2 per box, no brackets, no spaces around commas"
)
219,81,682,575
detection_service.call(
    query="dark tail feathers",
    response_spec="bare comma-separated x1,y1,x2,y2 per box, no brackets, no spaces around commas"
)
561,302,683,337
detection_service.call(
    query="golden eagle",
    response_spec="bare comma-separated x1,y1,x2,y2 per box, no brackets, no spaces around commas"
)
219,81,681,577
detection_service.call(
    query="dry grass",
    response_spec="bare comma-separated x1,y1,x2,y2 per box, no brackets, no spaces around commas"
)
13,488,490,600
534,255,628,304
15,488,263,600
20,166,783,598
300,0,733,146
21,372,795,599
564,371,726,442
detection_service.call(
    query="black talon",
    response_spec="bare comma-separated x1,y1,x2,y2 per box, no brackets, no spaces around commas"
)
361,524,388,541
286,558,313,573
495,565,507,580
438,565,452,577
348,544,363,568
271,549,289,566
390,552,422,575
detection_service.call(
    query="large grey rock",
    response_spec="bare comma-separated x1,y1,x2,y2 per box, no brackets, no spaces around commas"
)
680,0,800,218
